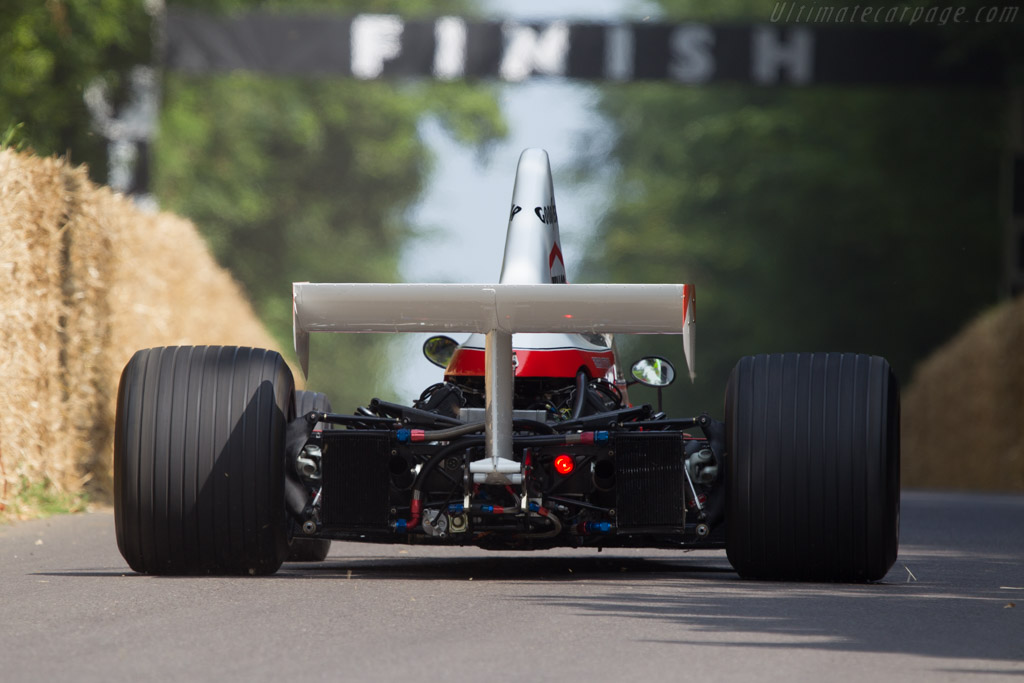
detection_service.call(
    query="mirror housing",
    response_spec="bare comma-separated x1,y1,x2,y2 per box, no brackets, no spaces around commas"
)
630,356,676,387
423,335,459,369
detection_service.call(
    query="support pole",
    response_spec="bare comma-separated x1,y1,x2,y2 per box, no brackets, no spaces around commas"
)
484,328,514,468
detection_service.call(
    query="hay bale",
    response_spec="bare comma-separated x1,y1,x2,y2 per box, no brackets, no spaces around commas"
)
902,295,1024,492
0,152,75,509
105,202,283,365
87,166,288,494
0,150,292,513
60,163,114,492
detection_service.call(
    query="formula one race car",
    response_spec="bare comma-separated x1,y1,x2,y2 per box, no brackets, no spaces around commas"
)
113,149,899,581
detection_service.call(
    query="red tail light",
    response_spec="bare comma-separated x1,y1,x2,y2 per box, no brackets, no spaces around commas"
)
553,454,574,475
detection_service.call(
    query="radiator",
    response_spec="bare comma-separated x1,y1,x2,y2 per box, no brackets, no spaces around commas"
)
320,431,392,530
613,434,686,531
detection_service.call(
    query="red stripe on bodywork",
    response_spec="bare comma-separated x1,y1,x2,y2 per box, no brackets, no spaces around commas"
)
682,284,689,325
446,347,615,380
682,283,695,324
549,242,563,269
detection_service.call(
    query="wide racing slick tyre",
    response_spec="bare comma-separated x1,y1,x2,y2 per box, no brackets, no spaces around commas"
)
286,390,332,563
725,353,899,582
114,346,294,575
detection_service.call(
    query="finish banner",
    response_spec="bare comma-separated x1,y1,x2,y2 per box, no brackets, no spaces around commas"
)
165,10,1002,86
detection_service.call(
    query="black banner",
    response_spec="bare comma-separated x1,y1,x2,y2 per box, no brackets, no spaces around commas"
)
164,9,1003,86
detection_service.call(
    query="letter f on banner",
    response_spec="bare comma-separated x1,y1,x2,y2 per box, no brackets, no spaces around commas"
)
352,15,404,79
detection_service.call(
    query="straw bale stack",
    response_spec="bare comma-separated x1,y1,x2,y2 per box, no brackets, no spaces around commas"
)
901,295,1024,492
0,150,289,514
0,153,72,510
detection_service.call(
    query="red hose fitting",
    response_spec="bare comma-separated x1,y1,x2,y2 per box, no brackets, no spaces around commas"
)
407,497,423,529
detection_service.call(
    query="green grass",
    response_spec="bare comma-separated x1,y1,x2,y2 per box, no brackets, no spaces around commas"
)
1,478,89,523
0,121,27,151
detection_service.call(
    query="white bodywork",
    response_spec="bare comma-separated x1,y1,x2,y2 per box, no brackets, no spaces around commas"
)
499,147,566,285
293,282,691,353
293,148,696,482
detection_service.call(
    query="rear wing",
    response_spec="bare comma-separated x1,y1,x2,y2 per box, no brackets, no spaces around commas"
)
292,282,696,381
293,280,695,482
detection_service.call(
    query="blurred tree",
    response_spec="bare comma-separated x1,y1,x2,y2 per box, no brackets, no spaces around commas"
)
154,2,506,410
584,0,1011,416
0,0,152,177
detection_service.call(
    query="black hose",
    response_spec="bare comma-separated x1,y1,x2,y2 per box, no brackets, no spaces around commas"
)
317,412,400,427
512,434,603,446
513,418,556,435
411,418,556,443
416,422,486,441
370,398,463,427
553,404,652,432
619,417,701,430
570,369,588,421
585,386,607,413
411,436,486,494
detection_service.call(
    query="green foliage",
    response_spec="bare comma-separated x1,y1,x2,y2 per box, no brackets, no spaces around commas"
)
589,0,1009,416
0,0,151,177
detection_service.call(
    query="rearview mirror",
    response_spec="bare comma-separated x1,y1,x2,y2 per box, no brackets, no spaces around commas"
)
423,335,459,369
630,356,676,387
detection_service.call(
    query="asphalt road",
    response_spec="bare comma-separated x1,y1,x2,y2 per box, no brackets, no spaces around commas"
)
1,490,1021,682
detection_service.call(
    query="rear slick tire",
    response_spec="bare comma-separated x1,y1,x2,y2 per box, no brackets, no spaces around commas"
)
725,353,900,582
286,390,332,563
114,346,294,575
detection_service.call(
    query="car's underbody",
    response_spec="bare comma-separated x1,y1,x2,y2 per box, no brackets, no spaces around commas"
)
287,381,727,552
